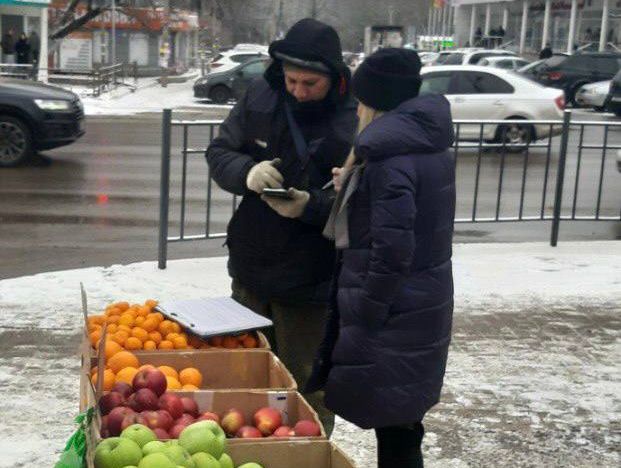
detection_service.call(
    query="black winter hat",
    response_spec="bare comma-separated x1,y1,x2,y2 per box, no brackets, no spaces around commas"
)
264,18,351,104
352,48,422,111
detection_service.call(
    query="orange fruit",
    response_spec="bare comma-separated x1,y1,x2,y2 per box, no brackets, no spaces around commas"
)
143,340,157,351
242,335,259,348
104,340,123,360
182,384,199,391
107,350,140,373
131,327,149,343
111,330,129,346
152,312,164,323
134,316,145,327
158,320,174,336
105,315,120,325
158,340,174,350
105,307,122,317
157,366,179,380
125,337,142,350
91,369,115,391
179,368,203,387
107,323,119,334
138,306,151,317
117,324,131,333
88,315,104,326
142,318,158,333
171,322,181,334
115,366,138,385
118,313,135,327
89,329,102,347
145,299,158,308
90,365,99,377
222,336,239,349
165,376,182,390
172,336,188,349
148,331,162,345
114,301,130,312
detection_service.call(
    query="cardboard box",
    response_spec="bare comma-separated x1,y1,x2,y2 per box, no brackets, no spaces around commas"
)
181,390,326,443
114,349,297,391
227,440,357,468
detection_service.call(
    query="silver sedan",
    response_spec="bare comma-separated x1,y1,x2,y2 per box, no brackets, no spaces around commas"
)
575,80,611,111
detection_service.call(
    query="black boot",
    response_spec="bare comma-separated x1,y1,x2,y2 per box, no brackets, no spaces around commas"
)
375,422,425,468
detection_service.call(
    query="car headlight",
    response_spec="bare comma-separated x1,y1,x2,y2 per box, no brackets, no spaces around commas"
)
196,77,209,85
34,99,71,111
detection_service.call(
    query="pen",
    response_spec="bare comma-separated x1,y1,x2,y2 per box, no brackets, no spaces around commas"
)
321,180,335,190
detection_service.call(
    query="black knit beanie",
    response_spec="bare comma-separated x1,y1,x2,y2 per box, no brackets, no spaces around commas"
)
352,48,422,111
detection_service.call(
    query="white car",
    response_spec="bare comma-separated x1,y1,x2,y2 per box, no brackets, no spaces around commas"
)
420,65,565,148
575,80,611,111
433,48,516,66
479,56,531,71
209,50,269,73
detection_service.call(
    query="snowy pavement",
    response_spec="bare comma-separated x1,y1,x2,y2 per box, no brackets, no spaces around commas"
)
0,241,619,467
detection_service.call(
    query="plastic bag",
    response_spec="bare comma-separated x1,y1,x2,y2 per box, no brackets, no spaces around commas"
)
55,408,94,468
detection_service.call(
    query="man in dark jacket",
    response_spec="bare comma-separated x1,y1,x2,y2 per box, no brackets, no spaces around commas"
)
539,43,553,59
205,18,357,434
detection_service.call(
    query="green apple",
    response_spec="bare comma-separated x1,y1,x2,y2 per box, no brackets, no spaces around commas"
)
191,452,220,468
162,442,195,468
178,421,226,458
218,453,234,468
121,424,157,448
121,466,138,468
94,437,143,468
143,440,166,456
138,453,177,468
237,464,264,468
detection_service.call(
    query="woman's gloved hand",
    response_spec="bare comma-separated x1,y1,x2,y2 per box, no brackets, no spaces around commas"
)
246,158,283,193
262,188,310,219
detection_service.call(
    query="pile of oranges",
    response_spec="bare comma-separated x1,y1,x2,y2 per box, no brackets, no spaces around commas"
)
90,347,204,392
87,299,261,352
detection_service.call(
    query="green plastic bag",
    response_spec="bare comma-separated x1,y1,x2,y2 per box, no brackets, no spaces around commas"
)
55,408,95,468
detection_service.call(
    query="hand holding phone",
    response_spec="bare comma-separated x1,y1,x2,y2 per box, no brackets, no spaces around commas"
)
262,188,293,199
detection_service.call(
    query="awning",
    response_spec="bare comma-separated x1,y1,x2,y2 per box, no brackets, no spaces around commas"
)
0,0,50,7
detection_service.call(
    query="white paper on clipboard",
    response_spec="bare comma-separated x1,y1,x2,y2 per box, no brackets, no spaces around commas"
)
155,297,273,338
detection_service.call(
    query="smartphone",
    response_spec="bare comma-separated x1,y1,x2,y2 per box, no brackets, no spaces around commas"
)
262,188,293,199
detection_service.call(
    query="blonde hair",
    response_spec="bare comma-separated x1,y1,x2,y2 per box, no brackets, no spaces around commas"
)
343,103,384,170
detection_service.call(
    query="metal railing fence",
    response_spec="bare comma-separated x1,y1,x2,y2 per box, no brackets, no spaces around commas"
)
158,109,621,268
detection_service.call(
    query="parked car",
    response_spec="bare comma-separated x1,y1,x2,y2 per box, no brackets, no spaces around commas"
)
605,69,621,116
419,65,565,150
419,51,439,65
433,48,516,66
208,49,269,73
531,52,621,105
574,80,611,111
479,56,530,71
0,78,84,167
194,58,270,103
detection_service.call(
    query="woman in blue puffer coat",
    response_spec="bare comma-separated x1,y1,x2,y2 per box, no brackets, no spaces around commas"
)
307,48,456,467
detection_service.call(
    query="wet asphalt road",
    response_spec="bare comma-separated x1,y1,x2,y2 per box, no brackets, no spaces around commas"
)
0,109,619,280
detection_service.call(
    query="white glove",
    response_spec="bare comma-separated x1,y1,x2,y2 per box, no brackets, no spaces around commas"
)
262,188,310,219
246,158,284,193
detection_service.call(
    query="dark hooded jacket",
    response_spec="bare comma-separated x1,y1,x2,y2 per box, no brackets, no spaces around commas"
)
205,19,357,303
320,94,456,429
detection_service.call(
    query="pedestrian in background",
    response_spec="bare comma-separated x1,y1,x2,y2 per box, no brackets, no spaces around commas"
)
539,43,553,59
307,48,456,467
15,33,31,65
29,31,40,65
2,30,15,64
205,18,357,435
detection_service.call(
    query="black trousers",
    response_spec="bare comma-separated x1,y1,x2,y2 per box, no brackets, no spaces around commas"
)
375,423,425,468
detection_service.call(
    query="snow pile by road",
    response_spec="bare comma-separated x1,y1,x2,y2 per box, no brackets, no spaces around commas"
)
0,241,619,467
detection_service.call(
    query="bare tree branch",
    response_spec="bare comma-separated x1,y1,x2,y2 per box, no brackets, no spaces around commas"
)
50,7,103,40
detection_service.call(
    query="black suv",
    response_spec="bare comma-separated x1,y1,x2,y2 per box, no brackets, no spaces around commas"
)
194,58,269,104
0,79,84,167
532,53,621,105
605,69,621,116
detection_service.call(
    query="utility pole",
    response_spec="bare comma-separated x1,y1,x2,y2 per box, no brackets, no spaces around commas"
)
111,0,116,64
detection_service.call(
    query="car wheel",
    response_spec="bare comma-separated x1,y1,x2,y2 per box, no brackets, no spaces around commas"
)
0,115,33,167
496,120,534,153
209,85,231,104
569,83,588,107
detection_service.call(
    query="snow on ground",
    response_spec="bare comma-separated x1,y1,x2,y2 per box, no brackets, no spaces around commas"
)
76,74,232,116
0,241,619,467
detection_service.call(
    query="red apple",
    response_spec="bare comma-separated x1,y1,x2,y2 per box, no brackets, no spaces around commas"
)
158,392,184,420
156,410,174,431
100,415,109,435
128,388,159,412
107,407,135,436
196,412,220,424
221,408,245,436
153,428,170,440
120,412,140,432
110,382,133,399
169,423,188,439
137,410,171,431
180,397,199,417
272,425,295,438
236,426,263,438
293,420,321,437
174,414,195,427
253,407,282,436
98,391,125,415
132,368,167,396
